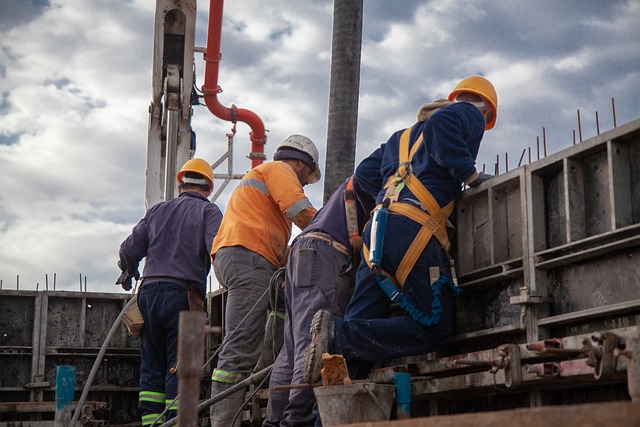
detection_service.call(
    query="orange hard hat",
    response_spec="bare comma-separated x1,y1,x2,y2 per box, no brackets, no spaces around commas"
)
448,76,498,130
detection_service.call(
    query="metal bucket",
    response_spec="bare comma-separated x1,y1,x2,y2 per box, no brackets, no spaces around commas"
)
314,382,395,426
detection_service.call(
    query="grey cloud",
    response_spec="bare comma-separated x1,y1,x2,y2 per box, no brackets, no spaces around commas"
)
0,0,50,32
1,0,639,292
0,132,21,145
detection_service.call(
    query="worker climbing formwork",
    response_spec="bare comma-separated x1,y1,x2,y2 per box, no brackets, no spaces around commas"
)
303,76,499,385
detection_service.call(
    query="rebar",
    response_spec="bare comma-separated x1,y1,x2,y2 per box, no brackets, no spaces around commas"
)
518,148,526,167
577,109,583,142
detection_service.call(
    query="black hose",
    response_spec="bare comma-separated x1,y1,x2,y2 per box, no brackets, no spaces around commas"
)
71,295,138,425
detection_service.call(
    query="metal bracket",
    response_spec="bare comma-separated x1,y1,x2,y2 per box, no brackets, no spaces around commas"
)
583,332,620,380
509,287,546,305
500,344,522,388
454,344,522,388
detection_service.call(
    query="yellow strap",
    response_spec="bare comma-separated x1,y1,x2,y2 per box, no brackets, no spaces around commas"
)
387,202,452,285
362,243,401,290
393,203,451,251
393,128,423,180
376,125,456,287
399,127,423,162
397,226,434,286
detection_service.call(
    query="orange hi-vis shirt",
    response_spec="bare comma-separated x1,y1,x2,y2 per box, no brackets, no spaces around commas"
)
211,161,317,267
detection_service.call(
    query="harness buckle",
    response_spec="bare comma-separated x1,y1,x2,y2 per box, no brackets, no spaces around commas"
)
396,161,413,181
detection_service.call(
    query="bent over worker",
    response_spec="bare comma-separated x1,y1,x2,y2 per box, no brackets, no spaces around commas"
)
210,134,320,427
263,174,377,427
303,76,499,384
117,158,223,425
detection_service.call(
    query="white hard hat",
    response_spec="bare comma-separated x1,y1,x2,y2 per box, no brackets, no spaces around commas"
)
273,134,321,184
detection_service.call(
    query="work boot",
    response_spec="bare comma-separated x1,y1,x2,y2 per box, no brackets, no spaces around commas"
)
209,381,246,427
302,309,334,384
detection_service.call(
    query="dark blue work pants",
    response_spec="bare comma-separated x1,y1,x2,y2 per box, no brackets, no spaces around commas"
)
335,213,455,363
138,282,190,419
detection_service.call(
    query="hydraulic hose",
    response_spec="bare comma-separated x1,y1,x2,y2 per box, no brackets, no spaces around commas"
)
71,295,138,425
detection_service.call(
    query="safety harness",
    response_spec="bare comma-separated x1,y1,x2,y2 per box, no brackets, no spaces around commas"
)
364,126,460,327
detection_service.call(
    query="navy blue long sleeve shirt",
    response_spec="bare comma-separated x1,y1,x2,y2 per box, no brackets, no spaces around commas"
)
119,191,223,296
356,101,485,208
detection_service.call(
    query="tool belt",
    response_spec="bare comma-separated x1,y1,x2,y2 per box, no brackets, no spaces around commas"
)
142,276,205,312
122,296,144,337
298,231,351,256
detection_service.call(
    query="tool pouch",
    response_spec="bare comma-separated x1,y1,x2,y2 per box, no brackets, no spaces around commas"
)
122,299,144,337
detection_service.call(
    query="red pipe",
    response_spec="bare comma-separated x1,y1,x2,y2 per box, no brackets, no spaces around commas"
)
203,0,267,168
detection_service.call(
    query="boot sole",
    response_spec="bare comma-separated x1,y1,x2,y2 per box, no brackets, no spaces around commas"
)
302,310,331,384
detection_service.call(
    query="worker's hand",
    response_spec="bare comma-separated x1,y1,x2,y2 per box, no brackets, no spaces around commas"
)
116,269,140,292
116,271,132,291
468,172,493,188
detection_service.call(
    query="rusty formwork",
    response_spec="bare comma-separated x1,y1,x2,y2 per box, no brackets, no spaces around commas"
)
2,119,639,426
0,291,139,425
369,118,640,419
200,118,640,424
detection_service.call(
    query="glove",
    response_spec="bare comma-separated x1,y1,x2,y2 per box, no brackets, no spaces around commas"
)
115,263,140,292
468,172,493,188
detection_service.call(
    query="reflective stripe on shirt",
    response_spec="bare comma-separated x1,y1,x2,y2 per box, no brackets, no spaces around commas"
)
286,198,313,221
238,178,269,195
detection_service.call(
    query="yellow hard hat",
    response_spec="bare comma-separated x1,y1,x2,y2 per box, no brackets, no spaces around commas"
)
177,158,214,189
448,76,498,130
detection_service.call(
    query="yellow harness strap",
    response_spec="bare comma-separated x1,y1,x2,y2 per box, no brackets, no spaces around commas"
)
381,127,455,287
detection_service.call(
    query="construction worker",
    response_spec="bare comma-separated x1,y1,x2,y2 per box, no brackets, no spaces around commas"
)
116,158,223,425
210,134,321,427
263,175,377,427
302,76,498,385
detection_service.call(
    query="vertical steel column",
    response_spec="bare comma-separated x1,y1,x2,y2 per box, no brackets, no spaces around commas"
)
324,0,363,202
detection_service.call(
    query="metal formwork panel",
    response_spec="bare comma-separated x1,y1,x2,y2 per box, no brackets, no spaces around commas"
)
453,118,640,341
0,290,140,423
383,119,640,417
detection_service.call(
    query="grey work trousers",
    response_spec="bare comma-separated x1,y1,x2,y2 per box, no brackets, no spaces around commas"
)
211,246,277,427
263,236,353,427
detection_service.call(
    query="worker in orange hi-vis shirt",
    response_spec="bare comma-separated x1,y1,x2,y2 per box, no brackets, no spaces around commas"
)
209,134,320,427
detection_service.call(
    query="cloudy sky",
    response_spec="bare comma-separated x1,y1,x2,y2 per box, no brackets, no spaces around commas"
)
1,0,639,293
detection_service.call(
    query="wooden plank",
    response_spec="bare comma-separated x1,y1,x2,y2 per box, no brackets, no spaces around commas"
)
336,401,640,427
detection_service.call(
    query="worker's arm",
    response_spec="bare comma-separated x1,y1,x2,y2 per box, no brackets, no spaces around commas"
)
423,103,485,183
292,206,317,230
266,162,318,231
117,214,149,290
354,144,386,200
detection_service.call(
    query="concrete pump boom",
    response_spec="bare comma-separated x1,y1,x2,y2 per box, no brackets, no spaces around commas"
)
145,0,267,208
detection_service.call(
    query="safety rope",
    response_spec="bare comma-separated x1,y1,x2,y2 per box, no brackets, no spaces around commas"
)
374,272,460,327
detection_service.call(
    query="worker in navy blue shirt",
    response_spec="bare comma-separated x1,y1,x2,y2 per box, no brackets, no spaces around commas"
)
117,158,223,426
302,76,499,386
263,174,376,427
